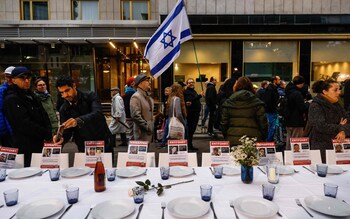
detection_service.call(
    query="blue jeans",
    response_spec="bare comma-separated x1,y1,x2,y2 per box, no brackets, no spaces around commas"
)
267,113,278,142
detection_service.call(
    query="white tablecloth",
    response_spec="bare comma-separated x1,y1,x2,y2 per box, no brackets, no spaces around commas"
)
1,165,350,219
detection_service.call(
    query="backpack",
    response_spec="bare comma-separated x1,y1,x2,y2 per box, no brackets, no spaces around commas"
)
276,96,289,117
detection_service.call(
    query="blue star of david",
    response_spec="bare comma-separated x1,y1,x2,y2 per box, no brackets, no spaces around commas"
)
160,30,177,49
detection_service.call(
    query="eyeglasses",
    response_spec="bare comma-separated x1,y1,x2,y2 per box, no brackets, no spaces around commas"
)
16,75,32,81
37,84,46,87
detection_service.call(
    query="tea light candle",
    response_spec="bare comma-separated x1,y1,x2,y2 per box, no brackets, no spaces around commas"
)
268,167,276,182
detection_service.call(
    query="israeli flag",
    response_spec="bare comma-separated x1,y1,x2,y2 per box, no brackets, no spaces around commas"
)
145,0,192,78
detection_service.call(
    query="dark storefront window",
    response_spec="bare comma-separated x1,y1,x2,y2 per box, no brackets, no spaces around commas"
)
21,1,49,20
121,0,149,20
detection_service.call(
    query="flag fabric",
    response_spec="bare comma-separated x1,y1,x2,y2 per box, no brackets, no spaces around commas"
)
145,0,192,78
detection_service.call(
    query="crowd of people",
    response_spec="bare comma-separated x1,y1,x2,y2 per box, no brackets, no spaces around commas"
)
0,65,349,166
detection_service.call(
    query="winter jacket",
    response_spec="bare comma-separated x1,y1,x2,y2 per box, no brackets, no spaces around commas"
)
220,90,268,145
284,82,309,127
109,93,126,134
34,91,59,134
123,86,136,118
308,94,350,162
205,82,217,109
263,84,279,113
0,82,12,136
59,90,111,152
184,87,202,113
130,88,154,142
3,85,52,166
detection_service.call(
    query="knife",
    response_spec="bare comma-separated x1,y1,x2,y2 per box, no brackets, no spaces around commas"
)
136,203,144,219
210,202,218,219
58,204,73,219
257,167,266,175
302,166,315,174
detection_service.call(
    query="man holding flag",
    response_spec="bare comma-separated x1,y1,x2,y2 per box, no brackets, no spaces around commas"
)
145,0,192,78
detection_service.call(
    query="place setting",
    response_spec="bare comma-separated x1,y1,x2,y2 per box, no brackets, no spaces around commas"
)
7,167,44,179
169,166,195,177
309,164,345,175
302,183,350,217
60,166,92,178
115,166,147,178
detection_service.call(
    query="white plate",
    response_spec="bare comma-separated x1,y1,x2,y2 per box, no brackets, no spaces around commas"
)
170,166,194,177
234,196,279,218
91,199,135,219
17,199,64,219
278,166,294,175
223,165,240,175
8,167,42,179
61,167,91,178
167,196,210,218
304,195,350,217
310,164,344,174
115,166,146,178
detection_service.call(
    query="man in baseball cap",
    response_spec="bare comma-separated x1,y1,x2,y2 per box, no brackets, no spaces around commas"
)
0,66,15,147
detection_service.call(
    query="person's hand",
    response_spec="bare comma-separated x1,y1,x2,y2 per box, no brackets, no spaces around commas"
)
186,101,191,106
63,118,78,129
53,135,64,145
335,131,346,142
339,118,347,125
200,91,204,96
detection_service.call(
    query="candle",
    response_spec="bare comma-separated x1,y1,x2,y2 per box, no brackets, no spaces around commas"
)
268,167,276,182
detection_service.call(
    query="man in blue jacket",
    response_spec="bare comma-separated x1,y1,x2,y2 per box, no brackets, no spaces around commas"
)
0,66,14,147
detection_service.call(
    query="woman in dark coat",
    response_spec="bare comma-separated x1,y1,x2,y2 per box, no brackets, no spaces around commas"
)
220,77,267,145
308,79,350,163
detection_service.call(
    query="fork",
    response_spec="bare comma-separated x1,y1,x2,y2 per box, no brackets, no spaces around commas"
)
84,204,95,219
229,200,239,219
161,201,166,219
295,199,313,217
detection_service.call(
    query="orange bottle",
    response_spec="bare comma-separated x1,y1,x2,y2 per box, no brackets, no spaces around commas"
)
94,156,106,192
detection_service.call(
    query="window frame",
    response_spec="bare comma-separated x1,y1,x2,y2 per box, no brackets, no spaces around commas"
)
121,0,150,20
20,0,50,20
71,0,99,20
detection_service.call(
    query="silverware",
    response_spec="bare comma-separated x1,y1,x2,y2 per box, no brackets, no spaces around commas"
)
161,201,166,219
257,166,266,175
58,204,73,219
229,200,239,219
38,169,48,176
209,167,214,175
302,166,316,174
90,170,94,176
0,204,4,208
84,206,94,219
144,169,148,175
277,211,283,217
295,199,313,217
343,200,349,204
210,202,218,219
135,203,144,219
9,213,16,219
192,168,196,175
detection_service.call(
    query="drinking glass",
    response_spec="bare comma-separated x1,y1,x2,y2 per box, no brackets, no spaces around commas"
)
324,183,338,198
213,166,223,179
160,167,170,180
106,168,116,181
3,188,19,206
316,164,328,177
132,186,145,204
0,169,6,182
66,187,79,204
49,168,60,181
262,184,275,201
200,184,212,202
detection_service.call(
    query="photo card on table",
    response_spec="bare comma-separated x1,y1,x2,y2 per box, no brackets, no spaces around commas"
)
85,140,104,168
210,141,230,166
168,140,188,166
0,146,18,169
256,142,277,166
41,143,61,168
332,139,350,164
126,141,148,167
290,138,311,165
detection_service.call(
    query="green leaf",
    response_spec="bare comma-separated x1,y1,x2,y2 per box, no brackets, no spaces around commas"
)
157,183,163,188
157,187,164,196
144,185,149,191
136,181,145,186
145,179,151,185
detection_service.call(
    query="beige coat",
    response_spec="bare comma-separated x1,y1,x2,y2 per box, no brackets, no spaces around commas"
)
130,88,154,142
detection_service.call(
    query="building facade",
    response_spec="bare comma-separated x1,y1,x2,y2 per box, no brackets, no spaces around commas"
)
1,0,350,105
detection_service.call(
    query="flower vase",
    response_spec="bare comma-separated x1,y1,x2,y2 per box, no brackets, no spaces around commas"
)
241,165,253,184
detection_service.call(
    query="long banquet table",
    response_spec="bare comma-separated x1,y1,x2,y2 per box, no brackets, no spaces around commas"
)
1,165,350,219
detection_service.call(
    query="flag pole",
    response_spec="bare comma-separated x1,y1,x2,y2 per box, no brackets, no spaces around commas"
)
191,40,203,91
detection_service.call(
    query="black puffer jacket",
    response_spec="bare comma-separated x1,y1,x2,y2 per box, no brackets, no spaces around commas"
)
3,85,52,166
184,87,202,113
308,94,350,162
284,82,309,127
